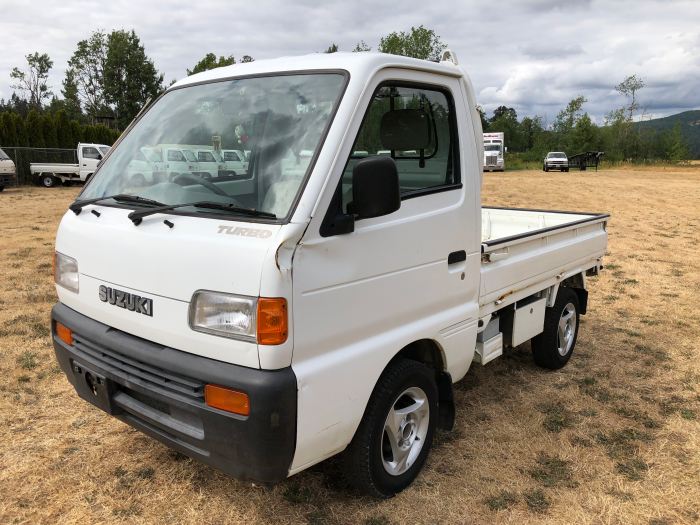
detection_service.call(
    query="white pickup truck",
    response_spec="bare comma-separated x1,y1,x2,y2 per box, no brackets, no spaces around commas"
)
31,143,110,187
50,52,608,497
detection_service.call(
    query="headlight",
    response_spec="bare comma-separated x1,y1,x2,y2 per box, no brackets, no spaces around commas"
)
189,291,257,341
189,291,288,344
54,252,79,293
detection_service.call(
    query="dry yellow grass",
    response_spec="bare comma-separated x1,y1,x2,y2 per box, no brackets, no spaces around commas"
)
1,168,699,524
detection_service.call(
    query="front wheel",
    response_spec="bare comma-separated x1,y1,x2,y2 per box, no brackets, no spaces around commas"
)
532,287,580,369
543,165,549,172
342,358,438,498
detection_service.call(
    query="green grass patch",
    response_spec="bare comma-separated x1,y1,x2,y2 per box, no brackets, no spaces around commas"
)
528,454,578,488
485,490,519,511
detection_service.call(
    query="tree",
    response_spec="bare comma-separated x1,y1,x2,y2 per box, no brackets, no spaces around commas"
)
103,30,164,129
65,31,109,118
352,41,371,52
1,113,18,146
666,123,689,161
378,26,446,61
26,110,45,148
240,55,254,63
61,70,83,120
15,112,30,147
324,43,339,53
615,74,645,122
10,52,53,109
54,110,75,149
41,114,59,148
187,53,235,75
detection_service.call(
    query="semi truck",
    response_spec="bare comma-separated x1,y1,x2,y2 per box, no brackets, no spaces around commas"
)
483,131,505,171
50,51,608,498
30,143,111,187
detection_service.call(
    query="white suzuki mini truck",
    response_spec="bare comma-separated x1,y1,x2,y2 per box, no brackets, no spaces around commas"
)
51,52,608,497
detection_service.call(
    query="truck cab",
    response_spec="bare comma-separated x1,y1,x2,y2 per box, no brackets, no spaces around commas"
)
483,132,505,171
51,52,607,497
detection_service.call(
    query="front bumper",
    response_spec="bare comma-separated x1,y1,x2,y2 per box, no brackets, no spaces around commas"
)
51,303,297,483
0,173,15,186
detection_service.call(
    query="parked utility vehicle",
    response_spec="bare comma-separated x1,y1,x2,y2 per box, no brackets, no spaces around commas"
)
483,131,505,171
31,143,110,187
544,151,569,172
51,52,608,498
218,149,248,176
0,147,16,191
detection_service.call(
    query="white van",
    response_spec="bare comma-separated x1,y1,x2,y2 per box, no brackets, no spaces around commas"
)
0,147,16,191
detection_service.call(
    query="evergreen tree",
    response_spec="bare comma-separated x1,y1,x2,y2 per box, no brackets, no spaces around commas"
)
26,110,45,148
1,113,17,146
54,110,74,148
13,113,29,146
41,113,59,148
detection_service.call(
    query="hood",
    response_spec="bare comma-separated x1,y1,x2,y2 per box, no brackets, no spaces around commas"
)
55,205,281,368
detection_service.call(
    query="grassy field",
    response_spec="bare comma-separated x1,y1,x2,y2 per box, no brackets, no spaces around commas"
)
1,168,699,524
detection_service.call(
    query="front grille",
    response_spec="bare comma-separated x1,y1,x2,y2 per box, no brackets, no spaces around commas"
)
486,155,497,165
72,334,205,401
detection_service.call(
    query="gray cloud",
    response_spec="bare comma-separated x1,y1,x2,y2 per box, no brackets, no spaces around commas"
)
0,0,698,125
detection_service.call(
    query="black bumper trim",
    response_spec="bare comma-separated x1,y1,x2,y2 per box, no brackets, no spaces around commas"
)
51,303,297,483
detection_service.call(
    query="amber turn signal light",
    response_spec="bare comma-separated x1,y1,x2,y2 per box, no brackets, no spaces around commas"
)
204,384,250,416
257,297,288,345
55,322,74,345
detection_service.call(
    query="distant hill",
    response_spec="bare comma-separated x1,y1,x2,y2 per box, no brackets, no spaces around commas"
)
635,110,700,159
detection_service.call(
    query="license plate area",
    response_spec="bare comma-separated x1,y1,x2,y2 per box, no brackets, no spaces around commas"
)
70,360,119,414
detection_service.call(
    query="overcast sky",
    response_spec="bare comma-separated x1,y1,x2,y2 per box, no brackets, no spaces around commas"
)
1,0,698,124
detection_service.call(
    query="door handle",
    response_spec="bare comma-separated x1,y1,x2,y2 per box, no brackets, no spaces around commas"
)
448,250,466,265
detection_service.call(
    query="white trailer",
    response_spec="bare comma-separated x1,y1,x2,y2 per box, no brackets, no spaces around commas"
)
30,143,110,187
483,131,505,171
50,51,608,497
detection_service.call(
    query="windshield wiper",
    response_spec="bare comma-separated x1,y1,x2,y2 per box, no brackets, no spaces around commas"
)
69,194,165,215
128,201,276,225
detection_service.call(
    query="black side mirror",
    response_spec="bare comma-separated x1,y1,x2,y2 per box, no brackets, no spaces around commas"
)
352,156,400,219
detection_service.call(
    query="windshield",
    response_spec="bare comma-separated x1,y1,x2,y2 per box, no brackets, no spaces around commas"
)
548,152,566,158
485,144,501,152
0,148,9,160
81,73,346,220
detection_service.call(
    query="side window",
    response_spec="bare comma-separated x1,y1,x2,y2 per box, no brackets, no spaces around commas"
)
340,83,459,212
167,150,185,162
83,147,101,159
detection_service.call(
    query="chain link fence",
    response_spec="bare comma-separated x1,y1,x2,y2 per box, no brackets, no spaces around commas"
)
0,147,78,185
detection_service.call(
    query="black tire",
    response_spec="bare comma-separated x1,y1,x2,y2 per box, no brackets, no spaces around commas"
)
342,358,438,498
532,287,580,369
564,168,569,172
543,165,549,172
40,174,57,188
0,185,4,192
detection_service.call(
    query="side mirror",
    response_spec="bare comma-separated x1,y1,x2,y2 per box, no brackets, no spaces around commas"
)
352,156,401,219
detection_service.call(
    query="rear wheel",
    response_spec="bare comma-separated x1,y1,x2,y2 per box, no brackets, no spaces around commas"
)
40,174,57,188
0,185,5,192
532,287,579,369
342,358,438,498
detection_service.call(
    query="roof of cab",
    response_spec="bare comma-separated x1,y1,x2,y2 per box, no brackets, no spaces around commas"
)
171,52,463,89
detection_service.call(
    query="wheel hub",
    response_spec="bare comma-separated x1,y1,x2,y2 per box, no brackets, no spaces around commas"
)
382,386,430,476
